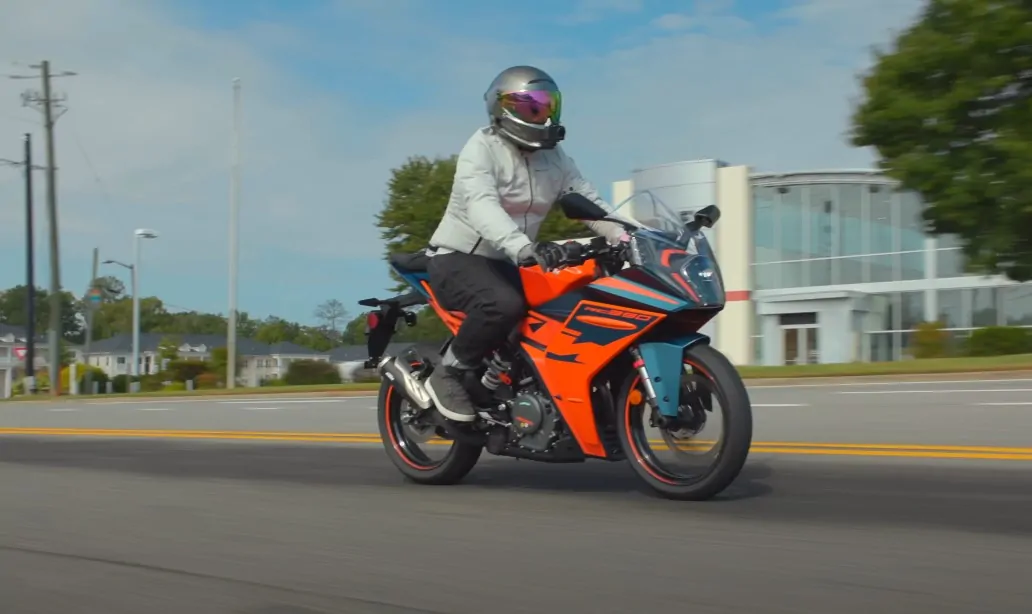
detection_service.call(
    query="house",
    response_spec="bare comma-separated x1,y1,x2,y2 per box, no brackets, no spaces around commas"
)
0,323,86,398
85,333,332,387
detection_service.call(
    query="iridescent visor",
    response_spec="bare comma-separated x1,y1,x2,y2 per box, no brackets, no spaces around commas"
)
499,89,562,125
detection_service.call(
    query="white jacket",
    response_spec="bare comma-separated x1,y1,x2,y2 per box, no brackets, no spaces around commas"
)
428,126,625,263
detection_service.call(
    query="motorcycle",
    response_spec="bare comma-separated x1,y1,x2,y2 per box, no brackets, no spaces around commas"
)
357,190,753,500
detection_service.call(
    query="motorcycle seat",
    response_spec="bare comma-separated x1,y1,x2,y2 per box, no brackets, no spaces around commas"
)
389,251,430,273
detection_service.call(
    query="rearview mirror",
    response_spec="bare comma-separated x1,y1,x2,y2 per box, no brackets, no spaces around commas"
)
691,205,721,229
557,192,608,221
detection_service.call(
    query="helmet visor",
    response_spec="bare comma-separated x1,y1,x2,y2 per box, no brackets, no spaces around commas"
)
499,89,562,126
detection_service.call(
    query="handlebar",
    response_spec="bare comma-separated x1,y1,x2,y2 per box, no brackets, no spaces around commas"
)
517,236,627,270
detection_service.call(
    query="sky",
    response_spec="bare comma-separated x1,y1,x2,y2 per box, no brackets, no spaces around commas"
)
0,0,925,326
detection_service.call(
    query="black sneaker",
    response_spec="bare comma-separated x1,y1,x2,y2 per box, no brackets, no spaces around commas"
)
425,366,476,422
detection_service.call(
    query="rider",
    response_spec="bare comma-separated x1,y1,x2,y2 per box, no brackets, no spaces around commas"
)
423,65,627,423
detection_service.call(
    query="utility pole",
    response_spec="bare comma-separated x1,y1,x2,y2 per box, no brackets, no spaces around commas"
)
1,134,45,394
227,78,241,389
11,60,76,396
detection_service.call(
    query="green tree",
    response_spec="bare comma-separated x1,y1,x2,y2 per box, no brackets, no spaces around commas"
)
94,275,125,302
158,335,182,362
0,285,83,343
91,296,171,339
851,0,1032,280
254,316,302,345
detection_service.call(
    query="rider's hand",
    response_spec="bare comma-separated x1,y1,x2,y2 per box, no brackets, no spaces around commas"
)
530,241,565,272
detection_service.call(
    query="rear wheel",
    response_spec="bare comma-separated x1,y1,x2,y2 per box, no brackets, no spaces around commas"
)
616,343,752,500
377,377,482,485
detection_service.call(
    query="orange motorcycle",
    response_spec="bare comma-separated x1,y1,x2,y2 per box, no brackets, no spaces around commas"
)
358,191,752,500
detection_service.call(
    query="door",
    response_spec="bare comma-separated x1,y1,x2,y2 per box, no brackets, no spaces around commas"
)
782,325,820,365
783,328,801,365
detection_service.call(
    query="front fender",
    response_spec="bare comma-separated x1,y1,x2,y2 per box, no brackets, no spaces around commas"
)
637,334,710,417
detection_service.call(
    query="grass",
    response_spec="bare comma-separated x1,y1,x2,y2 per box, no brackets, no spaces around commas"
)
6,354,1032,402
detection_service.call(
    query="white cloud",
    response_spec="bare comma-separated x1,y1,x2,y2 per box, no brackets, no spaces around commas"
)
0,0,927,320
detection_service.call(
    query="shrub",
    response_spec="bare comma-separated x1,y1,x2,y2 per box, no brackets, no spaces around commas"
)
58,363,109,393
139,374,165,392
262,377,288,387
195,372,221,389
284,359,342,386
965,326,1032,357
911,321,951,359
166,359,212,382
163,381,186,392
111,374,130,393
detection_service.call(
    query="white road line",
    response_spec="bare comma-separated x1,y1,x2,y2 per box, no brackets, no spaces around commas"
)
753,403,808,407
976,402,1032,406
137,407,171,411
747,377,1032,390
839,388,1032,395
85,395,377,406
218,398,355,405
241,407,281,411
47,407,80,412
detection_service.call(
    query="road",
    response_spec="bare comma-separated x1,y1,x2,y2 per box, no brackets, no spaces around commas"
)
2,376,1032,613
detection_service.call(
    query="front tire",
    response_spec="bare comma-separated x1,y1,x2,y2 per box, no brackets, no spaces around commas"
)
377,377,483,485
616,343,753,500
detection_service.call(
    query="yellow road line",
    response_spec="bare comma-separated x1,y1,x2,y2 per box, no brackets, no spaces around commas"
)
2,428,1032,461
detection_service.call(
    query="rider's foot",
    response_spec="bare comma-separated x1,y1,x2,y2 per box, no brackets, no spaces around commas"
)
425,366,476,422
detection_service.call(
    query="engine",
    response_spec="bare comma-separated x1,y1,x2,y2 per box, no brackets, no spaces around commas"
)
506,390,561,452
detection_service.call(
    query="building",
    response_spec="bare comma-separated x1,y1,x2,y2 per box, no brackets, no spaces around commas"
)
610,162,1032,366
85,333,332,386
0,324,85,397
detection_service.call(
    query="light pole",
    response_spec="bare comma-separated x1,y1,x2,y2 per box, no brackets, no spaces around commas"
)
104,228,157,392
102,258,134,382
131,229,158,391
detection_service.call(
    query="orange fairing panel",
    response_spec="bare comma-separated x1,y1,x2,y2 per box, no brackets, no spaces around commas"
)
520,300,664,458
519,261,597,308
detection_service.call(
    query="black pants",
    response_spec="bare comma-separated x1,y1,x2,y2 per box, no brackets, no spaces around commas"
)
427,251,526,365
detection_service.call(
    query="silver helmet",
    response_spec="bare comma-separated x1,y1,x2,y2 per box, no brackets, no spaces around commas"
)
484,65,565,150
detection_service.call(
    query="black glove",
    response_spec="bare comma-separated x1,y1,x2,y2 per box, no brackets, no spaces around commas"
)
519,241,565,271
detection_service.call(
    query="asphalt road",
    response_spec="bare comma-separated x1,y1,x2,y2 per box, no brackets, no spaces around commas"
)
3,376,1032,445
3,376,1032,612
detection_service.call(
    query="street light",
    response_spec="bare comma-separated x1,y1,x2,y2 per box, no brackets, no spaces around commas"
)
132,229,158,391
103,228,158,392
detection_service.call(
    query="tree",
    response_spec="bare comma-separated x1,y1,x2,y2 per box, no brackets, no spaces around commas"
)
158,335,182,362
850,0,1032,281
94,276,125,302
314,299,348,336
0,285,83,343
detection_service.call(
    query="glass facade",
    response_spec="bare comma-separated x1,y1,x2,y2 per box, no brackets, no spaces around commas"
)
750,172,1032,363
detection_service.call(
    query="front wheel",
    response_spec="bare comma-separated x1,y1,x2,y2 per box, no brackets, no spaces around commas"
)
377,377,483,485
616,343,753,500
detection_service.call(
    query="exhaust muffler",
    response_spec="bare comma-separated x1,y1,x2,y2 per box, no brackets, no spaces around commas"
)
377,355,433,410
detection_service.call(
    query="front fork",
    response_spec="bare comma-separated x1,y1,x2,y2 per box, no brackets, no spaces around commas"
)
627,345,675,429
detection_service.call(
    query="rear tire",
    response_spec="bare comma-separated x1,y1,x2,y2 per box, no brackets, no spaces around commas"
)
616,343,752,500
377,378,482,485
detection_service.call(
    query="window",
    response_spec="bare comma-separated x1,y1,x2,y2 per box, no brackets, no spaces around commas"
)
971,288,998,328
807,258,832,287
867,186,894,254
778,186,805,261
839,256,865,285
897,191,926,251
938,289,965,328
753,186,778,263
836,184,864,256
869,253,896,283
808,184,834,259
899,250,925,281
900,291,925,329
936,248,967,278
1001,286,1032,326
